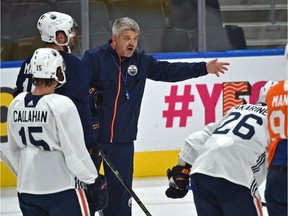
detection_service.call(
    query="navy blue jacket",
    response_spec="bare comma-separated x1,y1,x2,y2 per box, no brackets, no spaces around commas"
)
82,41,208,143
14,51,97,148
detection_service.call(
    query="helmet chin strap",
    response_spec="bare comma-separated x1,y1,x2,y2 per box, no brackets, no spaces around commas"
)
64,45,72,54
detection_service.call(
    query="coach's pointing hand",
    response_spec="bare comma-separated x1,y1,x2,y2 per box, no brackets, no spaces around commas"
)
206,59,230,77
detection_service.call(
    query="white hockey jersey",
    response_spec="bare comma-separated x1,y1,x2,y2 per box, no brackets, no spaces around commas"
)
179,104,269,193
8,92,98,194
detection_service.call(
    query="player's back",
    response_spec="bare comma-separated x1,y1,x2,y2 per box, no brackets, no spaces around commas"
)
14,56,34,97
266,80,288,166
14,51,96,148
14,52,86,98
191,103,269,188
8,92,83,194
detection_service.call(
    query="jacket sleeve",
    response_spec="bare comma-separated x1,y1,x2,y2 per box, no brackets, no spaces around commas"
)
146,55,208,82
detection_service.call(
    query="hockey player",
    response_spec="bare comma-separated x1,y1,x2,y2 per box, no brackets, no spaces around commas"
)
166,80,278,216
8,48,108,216
265,80,288,216
13,11,98,150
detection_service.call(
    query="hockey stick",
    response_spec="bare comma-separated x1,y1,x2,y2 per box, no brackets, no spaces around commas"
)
169,183,267,207
100,151,152,216
0,150,17,175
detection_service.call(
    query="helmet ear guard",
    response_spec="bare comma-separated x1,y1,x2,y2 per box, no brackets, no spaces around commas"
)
257,80,279,105
31,48,66,88
37,11,77,53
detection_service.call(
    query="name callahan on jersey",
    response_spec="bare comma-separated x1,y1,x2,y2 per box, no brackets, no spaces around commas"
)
13,110,48,122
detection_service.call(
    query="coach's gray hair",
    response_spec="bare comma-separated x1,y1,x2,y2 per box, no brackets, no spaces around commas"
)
112,17,140,37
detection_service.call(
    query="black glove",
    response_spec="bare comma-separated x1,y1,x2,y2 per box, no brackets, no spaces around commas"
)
89,145,102,170
85,174,108,214
89,87,103,114
165,165,191,199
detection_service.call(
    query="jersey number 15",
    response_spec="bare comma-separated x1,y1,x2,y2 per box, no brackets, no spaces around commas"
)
19,126,50,151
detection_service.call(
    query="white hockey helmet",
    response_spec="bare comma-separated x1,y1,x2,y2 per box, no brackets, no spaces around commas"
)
37,11,76,51
257,80,279,104
31,48,66,87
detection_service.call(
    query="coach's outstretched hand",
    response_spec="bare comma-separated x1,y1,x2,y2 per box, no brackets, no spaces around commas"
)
86,174,108,214
165,165,191,199
206,58,230,77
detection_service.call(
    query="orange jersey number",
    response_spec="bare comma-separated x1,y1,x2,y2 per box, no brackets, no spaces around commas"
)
266,80,288,166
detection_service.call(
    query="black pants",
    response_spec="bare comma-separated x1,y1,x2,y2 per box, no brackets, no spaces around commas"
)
18,189,88,216
100,141,134,216
265,168,288,216
190,173,262,216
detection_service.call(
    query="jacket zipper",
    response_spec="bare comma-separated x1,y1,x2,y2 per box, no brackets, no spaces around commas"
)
110,52,122,142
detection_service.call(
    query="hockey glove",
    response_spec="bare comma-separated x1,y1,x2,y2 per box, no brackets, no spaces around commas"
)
85,174,108,214
89,145,102,170
165,165,191,199
89,87,103,114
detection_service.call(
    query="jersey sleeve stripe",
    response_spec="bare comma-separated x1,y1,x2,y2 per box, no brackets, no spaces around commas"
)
76,188,90,216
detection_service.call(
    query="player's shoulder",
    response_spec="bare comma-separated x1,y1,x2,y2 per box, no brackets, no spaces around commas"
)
83,42,109,57
9,92,27,107
44,94,78,117
14,92,27,99
59,51,87,71
85,46,101,54
42,94,75,113
268,80,287,95
21,55,33,65
59,51,81,62
45,93,74,106
18,55,33,72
